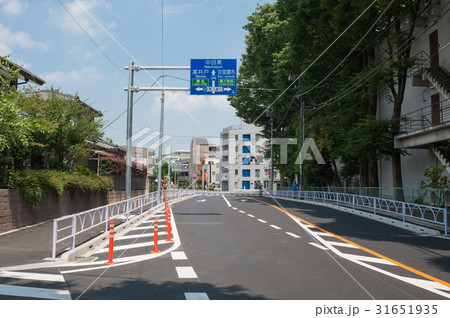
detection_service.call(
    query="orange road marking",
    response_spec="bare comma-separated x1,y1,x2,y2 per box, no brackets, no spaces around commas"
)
243,196,450,289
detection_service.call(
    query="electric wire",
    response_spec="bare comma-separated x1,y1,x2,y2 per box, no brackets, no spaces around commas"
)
250,0,378,125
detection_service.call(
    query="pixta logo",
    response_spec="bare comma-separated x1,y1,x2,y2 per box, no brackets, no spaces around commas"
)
271,138,325,165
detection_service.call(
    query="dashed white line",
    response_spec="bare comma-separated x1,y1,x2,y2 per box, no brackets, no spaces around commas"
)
176,266,198,279
247,214,255,218
238,210,246,213
232,207,238,210
171,251,188,260
257,219,267,223
185,292,209,300
270,225,281,230
285,232,301,238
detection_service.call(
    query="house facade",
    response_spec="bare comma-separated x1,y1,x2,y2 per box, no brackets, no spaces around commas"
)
377,0,450,190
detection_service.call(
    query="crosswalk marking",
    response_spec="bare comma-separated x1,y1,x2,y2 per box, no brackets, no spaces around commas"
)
0,284,71,300
0,271,65,282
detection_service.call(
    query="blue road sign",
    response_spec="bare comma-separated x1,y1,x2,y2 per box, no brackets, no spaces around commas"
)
190,59,237,95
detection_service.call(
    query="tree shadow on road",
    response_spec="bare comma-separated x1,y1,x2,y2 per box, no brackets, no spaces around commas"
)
72,278,269,300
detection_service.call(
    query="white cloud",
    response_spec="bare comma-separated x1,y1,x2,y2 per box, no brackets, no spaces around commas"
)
53,0,114,37
0,0,26,15
151,91,235,115
0,23,48,55
42,66,104,83
163,4,194,15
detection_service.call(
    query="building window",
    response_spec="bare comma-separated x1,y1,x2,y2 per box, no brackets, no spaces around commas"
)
235,169,238,175
242,169,250,177
235,146,238,152
255,169,260,177
242,145,250,154
243,134,251,142
235,135,238,141
242,181,251,189
242,157,251,165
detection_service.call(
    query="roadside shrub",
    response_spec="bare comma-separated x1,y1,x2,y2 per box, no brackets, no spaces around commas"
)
8,169,112,208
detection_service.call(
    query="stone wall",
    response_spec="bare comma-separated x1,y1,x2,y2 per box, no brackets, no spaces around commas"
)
0,189,146,234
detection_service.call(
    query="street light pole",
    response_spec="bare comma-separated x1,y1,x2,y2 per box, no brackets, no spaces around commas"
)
157,90,165,204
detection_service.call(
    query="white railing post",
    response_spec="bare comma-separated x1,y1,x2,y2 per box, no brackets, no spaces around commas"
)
71,215,77,250
105,205,109,232
352,195,355,210
52,220,57,259
402,202,406,223
373,198,377,215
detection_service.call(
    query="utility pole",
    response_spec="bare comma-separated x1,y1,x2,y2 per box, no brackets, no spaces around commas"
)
157,90,165,203
266,109,274,191
299,97,305,192
125,61,135,200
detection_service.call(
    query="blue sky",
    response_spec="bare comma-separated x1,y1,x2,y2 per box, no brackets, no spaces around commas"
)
0,0,274,153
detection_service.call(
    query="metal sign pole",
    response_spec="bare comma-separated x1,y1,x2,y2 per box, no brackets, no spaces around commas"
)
125,61,135,200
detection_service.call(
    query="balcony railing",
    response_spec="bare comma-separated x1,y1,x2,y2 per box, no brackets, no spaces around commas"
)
400,99,450,134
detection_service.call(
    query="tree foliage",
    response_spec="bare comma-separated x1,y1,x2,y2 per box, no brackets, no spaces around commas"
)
230,0,420,188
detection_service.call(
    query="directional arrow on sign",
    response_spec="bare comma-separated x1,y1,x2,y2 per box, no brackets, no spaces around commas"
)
196,87,204,91
212,70,216,76
224,87,232,91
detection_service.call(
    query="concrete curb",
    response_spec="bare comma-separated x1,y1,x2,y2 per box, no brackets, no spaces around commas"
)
59,195,198,261
275,197,443,237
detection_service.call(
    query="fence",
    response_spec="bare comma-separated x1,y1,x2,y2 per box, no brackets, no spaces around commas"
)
266,190,448,236
302,186,450,207
51,189,194,259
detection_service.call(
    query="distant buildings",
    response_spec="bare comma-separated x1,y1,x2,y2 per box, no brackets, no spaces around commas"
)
219,121,278,191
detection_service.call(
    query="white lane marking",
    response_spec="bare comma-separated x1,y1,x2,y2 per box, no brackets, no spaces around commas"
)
176,266,198,279
0,284,71,300
240,199,248,202
185,292,209,300
328,242,359,249
0,271,65,282
309,242,329,250
257,219,267,223
232,207,238,210
285,232,301,238
196,199,207,202
171,251,187,260
270,225,281,230
221,194,232,207
346,255,396,265
131,224,167,231
238,210,245,213
93,240,170,254
247,214,255,218
315,232,333,237
116,232,165,240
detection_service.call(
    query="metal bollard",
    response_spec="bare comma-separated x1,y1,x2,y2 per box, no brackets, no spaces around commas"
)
104,221,116,265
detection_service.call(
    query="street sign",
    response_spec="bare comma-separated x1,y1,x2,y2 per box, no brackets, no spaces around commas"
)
190,59,237,95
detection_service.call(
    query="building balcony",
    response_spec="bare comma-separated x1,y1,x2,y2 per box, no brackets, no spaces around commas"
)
396,100,450,148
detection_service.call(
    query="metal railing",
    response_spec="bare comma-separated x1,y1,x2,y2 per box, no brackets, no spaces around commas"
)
266,190,448,236
51,189,194,259
303,186,450,207
400,99,450,134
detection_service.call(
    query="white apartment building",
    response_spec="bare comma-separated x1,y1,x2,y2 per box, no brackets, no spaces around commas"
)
219,121,276,191
378,0,450,189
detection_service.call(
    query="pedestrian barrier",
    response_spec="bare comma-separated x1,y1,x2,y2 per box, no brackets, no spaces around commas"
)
104,221,116,265
266,190,448,236
51,189,194,259
151,217,161,254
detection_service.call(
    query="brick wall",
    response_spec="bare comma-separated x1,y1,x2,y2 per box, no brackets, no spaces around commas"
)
0,189,146,234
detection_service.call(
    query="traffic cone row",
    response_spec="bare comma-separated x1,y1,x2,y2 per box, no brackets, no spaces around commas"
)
104,191,175,264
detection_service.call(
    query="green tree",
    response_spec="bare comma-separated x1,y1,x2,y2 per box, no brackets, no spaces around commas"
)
15,87,104,165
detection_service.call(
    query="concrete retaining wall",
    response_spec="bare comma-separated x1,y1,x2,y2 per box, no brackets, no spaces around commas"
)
0,189,146,234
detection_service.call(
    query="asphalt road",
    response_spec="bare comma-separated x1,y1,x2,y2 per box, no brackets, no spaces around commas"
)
1,193,450,300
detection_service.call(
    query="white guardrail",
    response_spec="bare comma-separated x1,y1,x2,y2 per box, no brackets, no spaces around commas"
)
52,190,194,259
265,190,448,236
